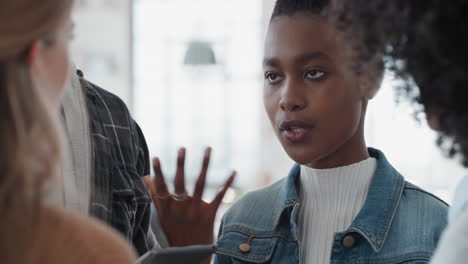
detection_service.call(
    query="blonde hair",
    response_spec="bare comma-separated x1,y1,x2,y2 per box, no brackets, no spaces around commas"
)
0,1,73,262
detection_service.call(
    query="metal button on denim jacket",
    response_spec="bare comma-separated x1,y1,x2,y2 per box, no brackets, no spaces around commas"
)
214,148,449,264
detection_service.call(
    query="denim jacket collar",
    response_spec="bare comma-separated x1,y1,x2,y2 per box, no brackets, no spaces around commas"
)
274,148,405,253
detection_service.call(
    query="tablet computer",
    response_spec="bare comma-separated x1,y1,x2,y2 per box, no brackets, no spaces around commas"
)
137,245,215,264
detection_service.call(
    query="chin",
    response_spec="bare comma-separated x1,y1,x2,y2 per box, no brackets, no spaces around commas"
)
283,144,323,166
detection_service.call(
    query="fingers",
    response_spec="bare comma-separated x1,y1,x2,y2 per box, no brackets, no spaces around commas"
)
174,148,187,195
211,171,237,209
153,157,169,196
193,147,212,201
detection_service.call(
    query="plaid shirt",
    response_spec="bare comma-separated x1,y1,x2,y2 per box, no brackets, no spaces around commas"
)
77,71,155,255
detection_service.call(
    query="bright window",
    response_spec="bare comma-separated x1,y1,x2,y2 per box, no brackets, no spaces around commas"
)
134,0,264,194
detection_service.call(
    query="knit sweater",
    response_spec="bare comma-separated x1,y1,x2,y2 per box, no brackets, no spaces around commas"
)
298,158,377,264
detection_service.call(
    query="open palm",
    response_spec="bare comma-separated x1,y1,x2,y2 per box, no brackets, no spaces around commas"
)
143,147,236,247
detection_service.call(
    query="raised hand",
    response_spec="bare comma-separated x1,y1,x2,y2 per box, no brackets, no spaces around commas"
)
143,147,236,247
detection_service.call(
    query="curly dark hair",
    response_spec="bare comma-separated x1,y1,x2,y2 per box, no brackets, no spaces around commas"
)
335,0,468,166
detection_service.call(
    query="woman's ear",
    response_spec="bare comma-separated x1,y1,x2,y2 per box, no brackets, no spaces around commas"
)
361,79,380,101
360,68,383,101
427,114,441,131
359,56,384,101
27,40,43,75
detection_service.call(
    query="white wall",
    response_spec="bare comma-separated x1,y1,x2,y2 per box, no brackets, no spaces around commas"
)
71,0,133,108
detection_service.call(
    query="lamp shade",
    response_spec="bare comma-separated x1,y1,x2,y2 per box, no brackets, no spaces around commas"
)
183,40,217,65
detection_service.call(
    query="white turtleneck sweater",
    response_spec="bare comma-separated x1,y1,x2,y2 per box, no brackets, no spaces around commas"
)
298,158,377,264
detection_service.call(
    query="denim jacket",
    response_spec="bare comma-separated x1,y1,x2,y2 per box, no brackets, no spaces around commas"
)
215,148,448,264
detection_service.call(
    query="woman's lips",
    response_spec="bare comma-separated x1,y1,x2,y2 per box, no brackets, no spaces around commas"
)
279,120,314,143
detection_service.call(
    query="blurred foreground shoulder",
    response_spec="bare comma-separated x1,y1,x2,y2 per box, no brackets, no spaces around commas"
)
28,206,137,264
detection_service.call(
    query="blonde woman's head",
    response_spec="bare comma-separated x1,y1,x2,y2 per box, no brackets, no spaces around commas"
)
0,1,73,262
0,1,74,106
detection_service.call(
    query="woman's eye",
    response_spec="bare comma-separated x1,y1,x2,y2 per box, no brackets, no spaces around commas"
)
264,72,283,85
304,69,326,80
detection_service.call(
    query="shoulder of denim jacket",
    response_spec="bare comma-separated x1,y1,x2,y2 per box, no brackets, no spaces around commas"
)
221,177,292,232
383,181,449,249
404,181,449,208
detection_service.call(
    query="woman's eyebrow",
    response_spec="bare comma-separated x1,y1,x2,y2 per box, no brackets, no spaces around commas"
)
263,57,279,67
293,52,331,64
263,52,331,67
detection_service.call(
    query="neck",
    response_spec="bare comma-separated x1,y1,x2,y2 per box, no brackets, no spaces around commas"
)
306,117,368,169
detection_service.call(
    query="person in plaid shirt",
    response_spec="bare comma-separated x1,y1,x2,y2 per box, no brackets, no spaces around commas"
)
60,68,235,256
59,68,156,255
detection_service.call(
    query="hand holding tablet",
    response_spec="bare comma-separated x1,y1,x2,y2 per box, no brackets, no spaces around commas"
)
137,245,216,264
